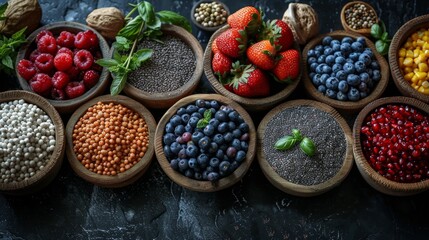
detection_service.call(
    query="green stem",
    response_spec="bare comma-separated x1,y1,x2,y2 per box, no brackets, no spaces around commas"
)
124,21,146,69
125,6,138,20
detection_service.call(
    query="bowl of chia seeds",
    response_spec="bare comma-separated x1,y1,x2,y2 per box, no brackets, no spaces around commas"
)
353,96,429,196
154,94,256,192
123,24,204,109
257,99,353,197
302,30,389,113
0,90,65,195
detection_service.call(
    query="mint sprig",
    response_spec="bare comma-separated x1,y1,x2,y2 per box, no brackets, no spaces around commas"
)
274,129,316,157
197,110,212,129
0,27,26,76
370,20,390,56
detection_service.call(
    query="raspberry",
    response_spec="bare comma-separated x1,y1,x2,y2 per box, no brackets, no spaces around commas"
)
52,71,70,89
30,73,52,96
65,81,86,99
83,70,100,88
54,53,73,71
36,30,53,43
65,66,80,81
74,50,93,70
37,35,57,55
29,49,41,62
51,88,66,100
74,32,92,49
57,47,73,57
35,53,54,73
17,59,38,81
56,31,75,48
84,30,99,48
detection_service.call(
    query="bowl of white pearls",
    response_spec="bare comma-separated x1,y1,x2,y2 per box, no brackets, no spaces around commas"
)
0,90,65,195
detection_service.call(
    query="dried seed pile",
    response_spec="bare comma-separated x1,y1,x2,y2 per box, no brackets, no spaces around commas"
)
194,2,228,27
262,106,346,186
128,35,196,93
345,3,377,30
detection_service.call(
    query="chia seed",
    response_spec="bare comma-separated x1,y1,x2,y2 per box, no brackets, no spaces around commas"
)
262,106,346,186
128,34,196,93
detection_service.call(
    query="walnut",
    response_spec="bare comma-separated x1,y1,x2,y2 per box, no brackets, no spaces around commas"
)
0,0,42,36
282,3,319,45
86,7,125,40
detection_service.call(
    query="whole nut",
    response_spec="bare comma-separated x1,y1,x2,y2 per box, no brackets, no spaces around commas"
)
86,7,125,40
282,3,319,45
0,0,42,36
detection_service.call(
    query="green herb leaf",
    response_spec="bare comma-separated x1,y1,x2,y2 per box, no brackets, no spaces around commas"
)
11,27,26,40
134,48,153,64
118,15,143,39
375,40,389,56
291,129,303,141
110,70,128,96
0,26,26,75
157,10,191,33
371,24,382,39
381,32,389,42
274,135,298,151
0,3,7,18
196,119,208,129
203,109,212,119
197,109,212,129
96,59,119,68
139,1,159,29
300,137,316,157
1,55,13,69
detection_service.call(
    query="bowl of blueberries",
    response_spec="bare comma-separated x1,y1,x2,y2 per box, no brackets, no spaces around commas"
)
302,30,389,112
154,94,256,192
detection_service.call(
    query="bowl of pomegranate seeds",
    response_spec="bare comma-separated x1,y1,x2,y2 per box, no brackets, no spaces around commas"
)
15,21,110,114
353,96,429,196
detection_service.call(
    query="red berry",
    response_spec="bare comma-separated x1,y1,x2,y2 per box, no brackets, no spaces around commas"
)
36,30,53,43
29,49,41,62
56,31,75,48
65,66,80,81
74,32,92,49
65,81,86,99
52,71,70,89
82,70,100,88
17,59,38,81
73,49,93,70
57,47,74,57
54,53,73,71
30,73,52,96
51,88,66,100
84,30,99,48
35,53,54,73
37,35,57,55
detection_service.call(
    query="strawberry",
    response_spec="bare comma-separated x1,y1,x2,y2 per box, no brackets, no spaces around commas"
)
227,6,262,35
261,20,294,51
212,52,232,78
246,40,277,70
272,49,300,82
216,28,247,58
230,62,270,97
211,38,219,54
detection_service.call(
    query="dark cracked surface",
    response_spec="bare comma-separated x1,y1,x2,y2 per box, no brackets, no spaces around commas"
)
1,0,429,239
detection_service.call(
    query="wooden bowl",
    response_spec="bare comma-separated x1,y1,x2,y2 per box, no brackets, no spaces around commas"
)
123,24,204,109
154,94,256,192
302,30,389,112
191,0,230,32
257,99,353,197
389,14,429,104
16,21,110,114
204,25,302,112
0,90,65,195
353,96,429,196
340,1,378,37
65,95,156,188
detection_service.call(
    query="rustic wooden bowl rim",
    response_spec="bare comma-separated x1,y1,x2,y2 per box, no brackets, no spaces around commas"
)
0,90,65,192
154,93,256,192
389,14,429,103
204,25,302,112
190,0,230,32
302,30,390,112
353,96,429,195
257,99,354,197
340,1,378,36
65,94,156,187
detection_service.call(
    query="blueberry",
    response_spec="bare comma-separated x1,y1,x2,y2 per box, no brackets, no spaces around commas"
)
177,107,187,115
240,141,249,151
163,133,176,145
338,80,349,93
317,85,327,93
358,82,368,92
170,142,182,154
314,50,321,57
309,72,316,79
203,124,215,136
178,159,188,171
213,133,225,145
308,57,317,64
320,74,330,85
310,62,319,72
343,62,355,74
164,145,173,158
351,42,364,52
191,112,202,119
226,146,237,158
333,51,344,58
198,107,207,115
194,172,202,180
363,48,374,58
231,139,241,150
356,37,366,45
340,43,351,54
209,157,220,168
209,107,216,115
323,47,334,56
215,149,224,159
170,115,182,127
191,131,204,143
315,44,324,52
359,72,370,83
371,61,380,70
345,58,354,63
325,77,339,90
186,105,198,114
354,61,366,73
332,63,342,73
330,39,341,47
214,110,227,122
170,158,179,170
208,142,218,154
210,100,220,109
185,124,193,133
335,70,347,80
198,136,211,150
206,166,214,173
360,91,368,99
322,64,332,74
165,122,174,133
317,55,326,64
335,56,346,65
216,122,227,133
208,118,220,128
235,150,246,162
347,74,360,86
336,91,348,101
223,132,233,142
322,36,333,46
228,121,236,131
348,52,359,61
195,99,206,108
342,37,353,44
312,73,322,86
232,129,242,139
347,87,360,101
188,158,197,169
372,69,381,82
325,89,337,99
332,43,341,52
181,114,190,123
202,170,209,180
238,122,249,133
307,49,316,57
197,153,209,167
186,144,199,158
325,55,335,65
178,148,187,159
174,124,185,136
184,169,194,178
315,64,324,74
358,53,371,65
207,172,219,181
219,143,228,151
219,161,230,172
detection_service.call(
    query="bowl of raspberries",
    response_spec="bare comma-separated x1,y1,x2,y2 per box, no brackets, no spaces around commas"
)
16,21,110,114
203,6,302,112
155,94,256,192
302,31,389,112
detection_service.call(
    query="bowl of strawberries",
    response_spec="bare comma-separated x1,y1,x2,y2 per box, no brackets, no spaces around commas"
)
203,6,302,112
15,21,110,114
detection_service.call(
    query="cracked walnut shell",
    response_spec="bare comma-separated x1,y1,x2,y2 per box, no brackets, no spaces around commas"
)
86,7,125,40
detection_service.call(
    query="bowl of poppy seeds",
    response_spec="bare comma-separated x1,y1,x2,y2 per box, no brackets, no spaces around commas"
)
123,24,204,109
257,99,353,197
65,94,156,188
154,94,256,192
353,96,429,196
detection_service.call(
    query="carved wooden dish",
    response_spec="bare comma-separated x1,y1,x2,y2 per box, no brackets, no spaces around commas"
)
191,0,230,32
340,1,379,37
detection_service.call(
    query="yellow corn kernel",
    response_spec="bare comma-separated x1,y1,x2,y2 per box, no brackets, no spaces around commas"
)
403,57,414,67
399,48,407,57
404,41,413,49
412,84,419,90
418,31,425,37
404,72,414,81
423,42,429,50
413,49,421,57
425,31,429,36
404,67,413,73
419,62,429,72
406,50,414,57
411,75,419,83
412,33,419,41
423,36,429,42
417,40,425,47
422,81,429,88
422,88,429,94
399,57,405,67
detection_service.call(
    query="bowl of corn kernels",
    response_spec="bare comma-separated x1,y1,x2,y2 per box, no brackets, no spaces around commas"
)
389,14,429,103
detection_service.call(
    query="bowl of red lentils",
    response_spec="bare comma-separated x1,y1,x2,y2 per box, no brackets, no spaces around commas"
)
389,14,429,103
0,90,65,195
353,96,429,196
340,1,378,37
65,94,156,188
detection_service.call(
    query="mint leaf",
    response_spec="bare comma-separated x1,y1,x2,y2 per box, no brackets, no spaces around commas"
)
118,15,143,39
1,55,13,69
96,59,119,68
203,109,212,120
157,10,191,33
11,27,26,40
300,137,316,157
110,70,128,96
134,48,153,64
274,136,297,151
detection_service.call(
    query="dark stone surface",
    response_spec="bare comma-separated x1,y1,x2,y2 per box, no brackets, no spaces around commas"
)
1,0,429,239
